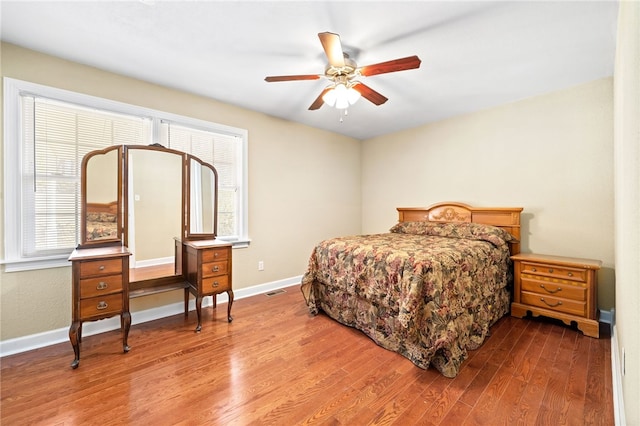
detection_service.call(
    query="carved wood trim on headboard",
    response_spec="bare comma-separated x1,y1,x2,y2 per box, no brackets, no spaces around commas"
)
86,201,118,215
397,202,524,255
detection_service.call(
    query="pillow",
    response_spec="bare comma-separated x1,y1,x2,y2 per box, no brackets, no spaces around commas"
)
86,212,117,223
390,221,516,247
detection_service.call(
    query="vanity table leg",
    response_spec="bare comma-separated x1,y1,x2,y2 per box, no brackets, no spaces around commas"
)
121,312,131,353
184,287,189,317
195,295,203,333
69,321,81,369
227,290,234,322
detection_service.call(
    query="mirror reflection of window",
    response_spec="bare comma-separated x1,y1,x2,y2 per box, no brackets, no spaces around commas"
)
85,149,119,241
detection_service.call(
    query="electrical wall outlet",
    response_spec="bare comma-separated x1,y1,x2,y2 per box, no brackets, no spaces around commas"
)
258,261,264,271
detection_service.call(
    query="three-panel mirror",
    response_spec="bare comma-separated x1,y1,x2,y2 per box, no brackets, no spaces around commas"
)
79,145,218,251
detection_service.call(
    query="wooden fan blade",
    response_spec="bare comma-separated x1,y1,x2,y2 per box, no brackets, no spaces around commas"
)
358,55,421,77
352,82,388,105
265,74,321,82
308,87,332,110
318,32,345,68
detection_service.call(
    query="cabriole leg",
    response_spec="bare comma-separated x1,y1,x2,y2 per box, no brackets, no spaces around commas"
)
69,321,81,369
227,290,234,322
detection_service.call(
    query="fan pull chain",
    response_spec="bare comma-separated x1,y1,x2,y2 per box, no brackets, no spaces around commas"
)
339,108,348,123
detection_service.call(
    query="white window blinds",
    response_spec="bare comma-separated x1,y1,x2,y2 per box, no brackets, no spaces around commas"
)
162,122,241,239
20,96,151,257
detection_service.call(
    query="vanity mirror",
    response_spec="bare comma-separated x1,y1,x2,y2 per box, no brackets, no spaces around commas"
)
80,145,123,247
126,146,185,289
187,156,218,239
69,144,233,368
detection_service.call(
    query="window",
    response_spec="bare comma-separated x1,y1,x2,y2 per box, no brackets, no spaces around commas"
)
22,97,151,258
3,78,249,272
161,123,242,239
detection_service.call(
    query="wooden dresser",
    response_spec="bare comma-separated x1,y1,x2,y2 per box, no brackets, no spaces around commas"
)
183,239,233,332
510,253,601,338
68,246,132,368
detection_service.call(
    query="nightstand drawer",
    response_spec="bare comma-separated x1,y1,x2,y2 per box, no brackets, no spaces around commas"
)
202,261,228,278
202,248,228,263
521,276,586,301
521,262,587,282
521,292,586,317
79,293,123,319
79,275,123,299
201,275,230,295
79,258,123,278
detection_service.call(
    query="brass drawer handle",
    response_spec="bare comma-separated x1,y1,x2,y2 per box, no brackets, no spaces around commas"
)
212,281,219,288
98,265,105,271
548,268,554,273
531,267,536,272
540,298,562,308
96,281,108,290
97,301,108,310
214,252,219,258
212,266,219,272
567,272,573,277
540,284,562,294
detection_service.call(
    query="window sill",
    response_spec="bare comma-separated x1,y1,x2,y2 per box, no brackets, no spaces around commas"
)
224,238,252,249
1,255,72,273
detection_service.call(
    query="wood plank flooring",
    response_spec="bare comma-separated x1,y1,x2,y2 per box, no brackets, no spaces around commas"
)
1,285,614,425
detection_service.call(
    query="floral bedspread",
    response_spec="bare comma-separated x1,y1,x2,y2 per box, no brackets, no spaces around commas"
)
300,222,514,378
86,212,118,241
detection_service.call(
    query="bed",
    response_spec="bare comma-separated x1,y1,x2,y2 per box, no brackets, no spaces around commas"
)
85,201,119,241
300,202,523,378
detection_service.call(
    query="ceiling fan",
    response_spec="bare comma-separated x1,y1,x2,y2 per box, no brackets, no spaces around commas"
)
265,32,422,111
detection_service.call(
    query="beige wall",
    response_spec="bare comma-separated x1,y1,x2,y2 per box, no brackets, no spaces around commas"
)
613,2,639,424
362,78,615,310
0,43,362,340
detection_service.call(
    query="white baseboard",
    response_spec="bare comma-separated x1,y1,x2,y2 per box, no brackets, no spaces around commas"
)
0,275,302,357
611,324,626,426
134,256,173,269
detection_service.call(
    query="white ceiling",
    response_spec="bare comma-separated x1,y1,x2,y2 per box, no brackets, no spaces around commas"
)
1,1,619,140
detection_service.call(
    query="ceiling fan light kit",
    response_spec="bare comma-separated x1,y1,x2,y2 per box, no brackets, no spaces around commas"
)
265,31,421,113
322,78,361,109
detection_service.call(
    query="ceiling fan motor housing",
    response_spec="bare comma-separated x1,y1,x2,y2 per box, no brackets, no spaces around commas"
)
325,53,358,78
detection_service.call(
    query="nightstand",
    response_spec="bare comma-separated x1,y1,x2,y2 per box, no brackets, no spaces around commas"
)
510,253,601,338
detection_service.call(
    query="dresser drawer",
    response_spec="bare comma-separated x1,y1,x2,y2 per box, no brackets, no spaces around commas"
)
202,260,228,278
202,248,228,263
79,293,123,319
79,275,123,299
79,258,123,278
521,276,586,302
520,291,586,317
521,262,587,282
201,275,230,295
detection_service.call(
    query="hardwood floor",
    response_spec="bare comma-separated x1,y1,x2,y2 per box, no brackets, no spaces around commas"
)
1,285,614,425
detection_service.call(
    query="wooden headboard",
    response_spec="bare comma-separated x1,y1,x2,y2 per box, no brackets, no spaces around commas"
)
397,202,523,255
87,201,118,215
